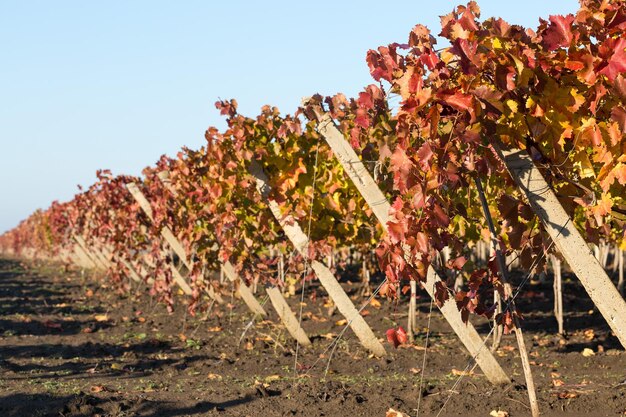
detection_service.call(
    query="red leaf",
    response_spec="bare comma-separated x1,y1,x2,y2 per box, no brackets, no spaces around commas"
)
434,281,450,306
611,106,626,133
614,74,626,99
416,142,433,170
438,91,473,112
357,91,374,110
411,184,426,209
389,147,413,193
355,108,370,128
387,218,407,245
415,232,429,253
598,37,626,82
386,327,408,348
448,256,467,270
432,203,450,227
396,326,408,344
366,45,401,83
541,15,576,51
386,328,400,348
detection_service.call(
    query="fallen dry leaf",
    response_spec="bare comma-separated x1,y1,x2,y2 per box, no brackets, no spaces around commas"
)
255,335,273,342
556,391,579,399
386,408,409,417
370,298,382,308
582,348,595,357
94,314,109,322
451,368,474,377
490,410,509,417
552,379,565,387
335,319,348,326
207,373,223,381
401,344,425,351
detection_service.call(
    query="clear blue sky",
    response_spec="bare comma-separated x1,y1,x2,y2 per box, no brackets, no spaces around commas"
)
0,1,578,234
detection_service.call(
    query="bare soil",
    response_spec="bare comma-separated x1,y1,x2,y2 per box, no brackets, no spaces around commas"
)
0,258,625,417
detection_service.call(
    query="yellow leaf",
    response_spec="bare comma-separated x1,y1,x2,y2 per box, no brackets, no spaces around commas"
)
572,151,595,179
567,88,586,112
440,49,455,64
451,368,474,376
582,348,595,357
94,314,109,322
369,298,382,308
505,99,518,113
386,408,410,417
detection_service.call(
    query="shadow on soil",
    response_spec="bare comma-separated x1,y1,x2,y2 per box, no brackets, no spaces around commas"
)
0,392,257,417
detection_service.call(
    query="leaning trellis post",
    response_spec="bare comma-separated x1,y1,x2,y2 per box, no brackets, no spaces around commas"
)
71,242,98,269
126,182,193,270
266,286,312,346
158,170,310,344
220,262,269,317
75,235,144,285
125,182,197,296
98,245,144,284
249,160,386,356
497,147,626,349
73,235,107,270
155,172,268,317
308,103,509,384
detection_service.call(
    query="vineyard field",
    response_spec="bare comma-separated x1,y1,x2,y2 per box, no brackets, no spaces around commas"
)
3,0,626,415
0,259,624,417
